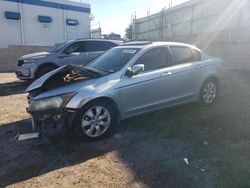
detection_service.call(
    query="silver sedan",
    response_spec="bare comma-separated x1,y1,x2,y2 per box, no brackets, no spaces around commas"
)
26,42,225,140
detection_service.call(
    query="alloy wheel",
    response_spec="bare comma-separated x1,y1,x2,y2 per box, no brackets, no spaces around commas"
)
202,81,217,104
81,106,111,138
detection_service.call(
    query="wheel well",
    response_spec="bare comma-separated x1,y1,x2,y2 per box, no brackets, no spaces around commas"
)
38,62,59,70
36,63,59,77
84,97,121,123
200,76,219,91
198,76,219,105
205,76,219,85
200,76,219,96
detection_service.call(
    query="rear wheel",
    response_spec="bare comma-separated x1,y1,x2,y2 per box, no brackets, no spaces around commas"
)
36,65,57,78
74,101,116,140
199,79,218,105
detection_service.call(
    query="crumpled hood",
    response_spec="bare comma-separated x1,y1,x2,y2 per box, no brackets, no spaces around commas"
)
26,64,118,100
19,52,49,60
33,75,113,100
26,65,69,92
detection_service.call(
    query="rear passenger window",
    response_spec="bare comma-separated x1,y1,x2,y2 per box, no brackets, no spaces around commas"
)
192,49,201,61
99,42,117,51
170,46,193,65
135,47,167,72
85,41,117,52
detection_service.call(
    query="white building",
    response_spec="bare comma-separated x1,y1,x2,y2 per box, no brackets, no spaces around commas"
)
0,0,91,47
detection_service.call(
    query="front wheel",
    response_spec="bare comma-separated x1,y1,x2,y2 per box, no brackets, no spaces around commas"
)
74,101,116,140
199,79,218,105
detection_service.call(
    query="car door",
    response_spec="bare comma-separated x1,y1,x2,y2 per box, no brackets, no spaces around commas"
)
168,46,204,101
61,41,91,66
118,46,174,116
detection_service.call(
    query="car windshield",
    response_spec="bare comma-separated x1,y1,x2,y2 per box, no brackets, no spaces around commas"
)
49,42,70,53
85,47,140,73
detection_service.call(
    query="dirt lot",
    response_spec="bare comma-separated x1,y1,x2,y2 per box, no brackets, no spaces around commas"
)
1,71,250,188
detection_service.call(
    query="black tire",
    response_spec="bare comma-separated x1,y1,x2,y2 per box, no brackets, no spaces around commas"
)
74,101,116,140
199,78,219,106
36,65,57,78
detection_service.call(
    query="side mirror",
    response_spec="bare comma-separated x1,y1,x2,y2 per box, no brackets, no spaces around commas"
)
127,64,144,77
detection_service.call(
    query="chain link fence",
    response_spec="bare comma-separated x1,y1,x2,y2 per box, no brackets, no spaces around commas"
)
133,0,250,45
132,0,250,69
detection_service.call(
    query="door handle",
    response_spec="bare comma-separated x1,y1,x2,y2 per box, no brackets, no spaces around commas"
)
84,53,89,56
162,72,172,76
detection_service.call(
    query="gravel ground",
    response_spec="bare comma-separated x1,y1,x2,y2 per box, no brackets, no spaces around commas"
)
0,71,250,188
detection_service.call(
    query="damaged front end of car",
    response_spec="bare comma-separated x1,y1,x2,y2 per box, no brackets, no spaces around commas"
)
26,64,105,131
27,92,77,130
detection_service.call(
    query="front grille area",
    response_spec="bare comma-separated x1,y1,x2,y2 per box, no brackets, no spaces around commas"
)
17,60,24,67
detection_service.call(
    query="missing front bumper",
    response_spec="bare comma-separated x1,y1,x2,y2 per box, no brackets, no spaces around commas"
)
27,108,78,131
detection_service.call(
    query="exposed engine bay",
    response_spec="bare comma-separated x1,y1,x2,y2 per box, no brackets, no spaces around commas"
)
28,65,105,97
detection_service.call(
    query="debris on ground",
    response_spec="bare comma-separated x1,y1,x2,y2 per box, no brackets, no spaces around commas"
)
203,141,208,146
184,158,189,165
114,133,122,140
193,163,206,172
17,132,40,141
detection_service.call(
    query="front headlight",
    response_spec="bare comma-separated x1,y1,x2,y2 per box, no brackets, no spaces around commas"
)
29,92,76,112
23,59,37,64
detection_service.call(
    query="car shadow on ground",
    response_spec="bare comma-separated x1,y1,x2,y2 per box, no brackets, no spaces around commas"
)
0,80,30,96
2,96,250,188
0,104,205,187
0,119,115,187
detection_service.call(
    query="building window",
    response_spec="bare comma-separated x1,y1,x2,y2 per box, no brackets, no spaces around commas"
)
4,11,21,20
38,15,53,29
5,11,21,26
66,19,79,31
38,15,53,23
66,19,79,26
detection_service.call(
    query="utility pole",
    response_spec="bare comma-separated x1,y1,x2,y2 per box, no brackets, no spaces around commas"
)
147,7,150,40
19,1,25,45
132,11,136,41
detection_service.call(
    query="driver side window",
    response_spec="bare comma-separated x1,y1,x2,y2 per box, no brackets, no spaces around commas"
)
134,47,168,72
64,42,85,54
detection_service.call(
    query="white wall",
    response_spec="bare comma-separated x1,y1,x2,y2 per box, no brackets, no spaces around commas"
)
0,0,90,47
0,1,22,47
65,9,90,40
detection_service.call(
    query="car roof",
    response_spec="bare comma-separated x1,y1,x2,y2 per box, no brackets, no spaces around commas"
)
73,38,124,45
120,41,200,51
